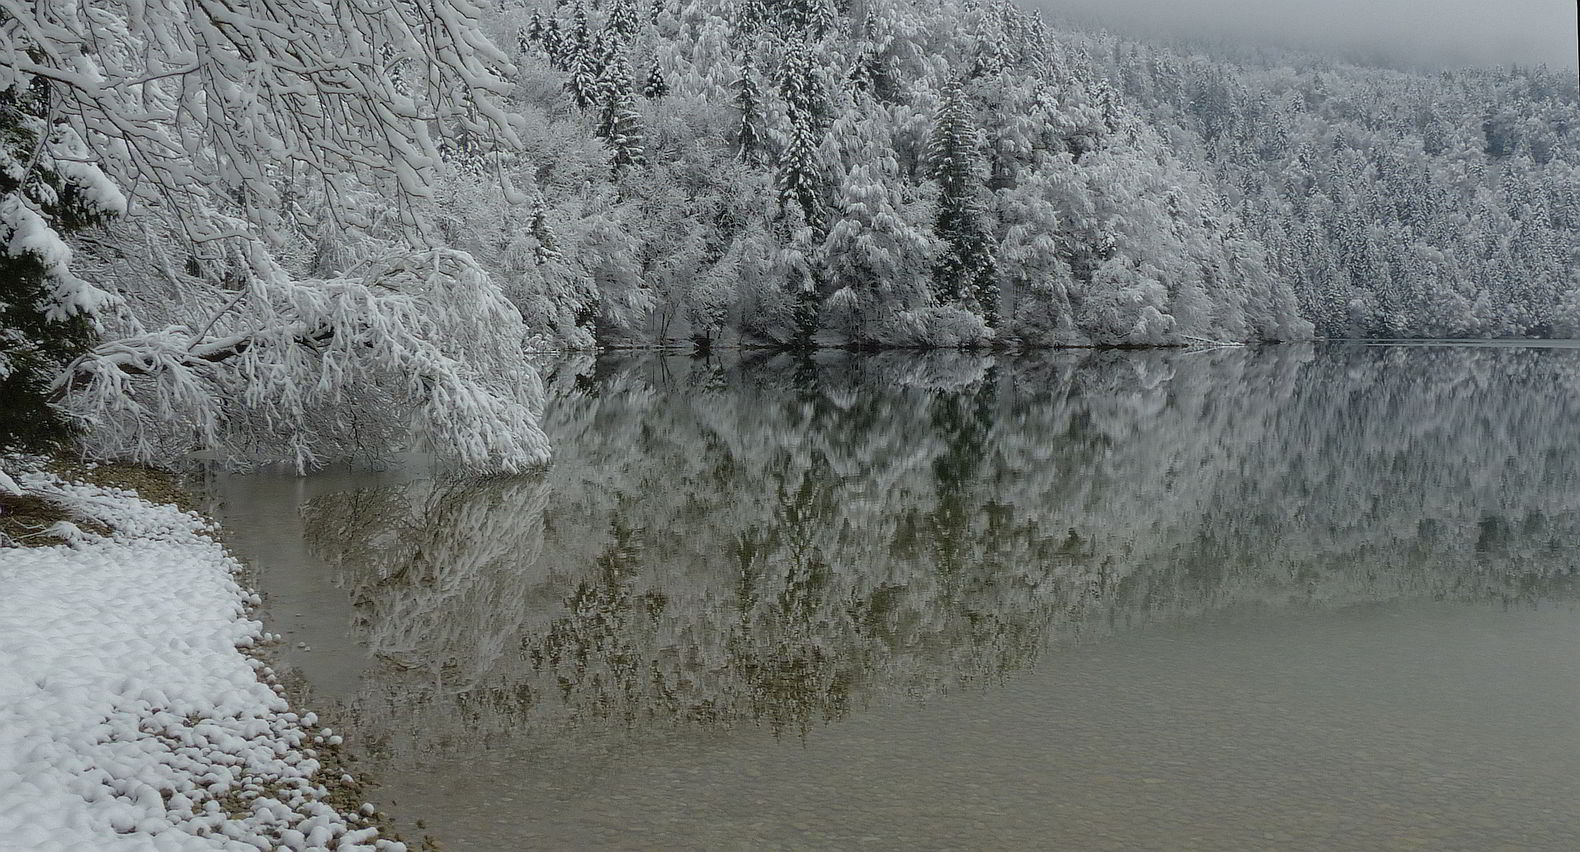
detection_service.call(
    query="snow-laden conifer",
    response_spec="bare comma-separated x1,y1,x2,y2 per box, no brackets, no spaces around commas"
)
927,80,999,326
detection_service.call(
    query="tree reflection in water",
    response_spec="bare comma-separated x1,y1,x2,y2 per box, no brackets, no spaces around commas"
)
293,344,1580,761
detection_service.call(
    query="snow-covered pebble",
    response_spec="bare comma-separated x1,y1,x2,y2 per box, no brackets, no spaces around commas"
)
0,473,390,850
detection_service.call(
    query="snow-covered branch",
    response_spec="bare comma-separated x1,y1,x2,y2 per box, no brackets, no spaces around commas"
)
59,249,549,472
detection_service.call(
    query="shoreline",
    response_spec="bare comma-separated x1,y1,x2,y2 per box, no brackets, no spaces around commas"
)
0,461,408,850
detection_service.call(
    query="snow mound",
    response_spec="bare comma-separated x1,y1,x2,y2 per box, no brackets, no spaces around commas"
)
0,473,402,851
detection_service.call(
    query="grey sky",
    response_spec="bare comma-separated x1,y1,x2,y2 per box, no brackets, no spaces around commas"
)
1031,0,1578,70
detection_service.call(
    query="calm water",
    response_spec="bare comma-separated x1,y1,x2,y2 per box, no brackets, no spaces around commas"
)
211,343,1580,850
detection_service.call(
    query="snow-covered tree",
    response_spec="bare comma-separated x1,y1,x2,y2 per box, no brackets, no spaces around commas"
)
778,111,828,230
819,154,940,346
733,63,769,166
927,80,999,326
643,61,670,100
603,89,649,174
0,0,552,473
0,77,124,450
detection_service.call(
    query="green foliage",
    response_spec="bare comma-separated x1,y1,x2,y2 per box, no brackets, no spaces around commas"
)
0,79,105,451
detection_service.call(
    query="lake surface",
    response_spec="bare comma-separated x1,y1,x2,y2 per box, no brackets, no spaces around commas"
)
210,343,1580,850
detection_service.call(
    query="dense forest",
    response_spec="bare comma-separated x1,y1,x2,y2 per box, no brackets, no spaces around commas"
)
1083,35,1580,337
0,0,1576,472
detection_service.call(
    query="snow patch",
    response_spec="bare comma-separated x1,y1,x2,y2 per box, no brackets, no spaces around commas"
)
0,472,402,850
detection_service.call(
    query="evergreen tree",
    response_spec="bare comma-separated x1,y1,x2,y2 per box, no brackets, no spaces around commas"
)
732,62,768,166
0,79,119,449
848,46,899,104
643,60,669,99
802,0,838,39
541,18,569,69
566,49,603,110
778,108,827,230
562,13,597,109
927,80,998,324
970,31,1007,79
604,89,648,174
776,37,829,128
529,202,564,266
571,1,590,46
607,0,641,47
734,0,768,43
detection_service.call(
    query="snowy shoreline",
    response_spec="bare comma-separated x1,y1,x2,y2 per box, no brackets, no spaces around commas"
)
0,469,402,851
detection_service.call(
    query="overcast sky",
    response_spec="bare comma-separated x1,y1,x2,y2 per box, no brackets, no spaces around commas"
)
1032,0,1579,70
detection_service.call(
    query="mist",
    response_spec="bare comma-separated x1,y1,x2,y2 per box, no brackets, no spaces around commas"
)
1032,0,1579,70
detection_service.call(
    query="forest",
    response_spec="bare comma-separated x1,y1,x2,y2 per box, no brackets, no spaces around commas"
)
1,0,1576,473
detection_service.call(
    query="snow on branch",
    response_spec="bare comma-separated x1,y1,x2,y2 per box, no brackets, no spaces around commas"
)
1,0,551,473
0,0,518,247
57,249,550,473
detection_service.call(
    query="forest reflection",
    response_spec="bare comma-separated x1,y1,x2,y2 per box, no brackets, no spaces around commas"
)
295,344,1580,758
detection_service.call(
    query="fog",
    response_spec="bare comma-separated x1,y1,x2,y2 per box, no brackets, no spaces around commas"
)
1033,0,1579,70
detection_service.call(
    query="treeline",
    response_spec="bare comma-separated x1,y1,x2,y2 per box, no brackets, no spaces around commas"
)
0,0,1305,473
435,0,1308,350
1078,33,1580,337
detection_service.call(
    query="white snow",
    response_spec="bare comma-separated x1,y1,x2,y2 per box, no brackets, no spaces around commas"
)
0,471,402,851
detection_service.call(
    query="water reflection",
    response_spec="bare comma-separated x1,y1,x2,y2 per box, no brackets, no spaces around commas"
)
255,344,1580,765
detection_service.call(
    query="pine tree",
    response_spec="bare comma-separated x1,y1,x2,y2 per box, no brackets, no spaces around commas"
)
571,2,590,47
566,50,602,110
927,80,998,324
643,60,669,99
528,203,563,266
776,37,828,128
803,0,837,38
848,46,897,103
970,32,1007,79
734,0,768,42
777,108,826,229
541,18,568,69
732,63,768,166
563,12,606,111
607,0,641,47
0,79,119,449
604,88,647,174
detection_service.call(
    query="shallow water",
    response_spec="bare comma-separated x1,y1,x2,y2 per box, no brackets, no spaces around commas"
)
211,342,1580,850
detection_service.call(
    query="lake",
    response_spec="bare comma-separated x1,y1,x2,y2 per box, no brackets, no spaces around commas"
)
210,342,1580,850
